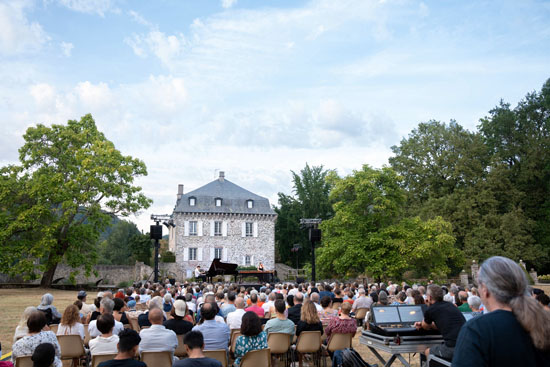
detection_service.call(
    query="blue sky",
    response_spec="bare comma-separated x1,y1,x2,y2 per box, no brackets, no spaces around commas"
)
1,0,549,231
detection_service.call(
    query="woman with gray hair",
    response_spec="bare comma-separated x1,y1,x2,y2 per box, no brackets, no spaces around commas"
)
37,293,62,324
452,256,550,366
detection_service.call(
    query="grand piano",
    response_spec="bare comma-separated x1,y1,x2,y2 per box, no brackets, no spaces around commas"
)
205,258,275,283
205,258,238,283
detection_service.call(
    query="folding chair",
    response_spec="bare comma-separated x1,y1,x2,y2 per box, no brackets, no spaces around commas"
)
323,333,354,366
296,331,322,367
267,333,292,367
128,317,140,332
231,331,242,355
241,348,271,367
14,356,33,367
91,353,117,367
354,308,368,327
204,349,228,367
175,334,187,358
140,351,173,367
49,324,59,334
57,334,87,367
332,302,342,310
83,324,91,348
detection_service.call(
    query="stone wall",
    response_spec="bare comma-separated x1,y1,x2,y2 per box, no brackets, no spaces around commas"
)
174,213,276,279
0,261,182,285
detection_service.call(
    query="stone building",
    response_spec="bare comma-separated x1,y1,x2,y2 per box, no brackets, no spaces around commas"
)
169,172,276,279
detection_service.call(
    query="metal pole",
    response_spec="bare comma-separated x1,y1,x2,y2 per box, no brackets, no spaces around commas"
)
154,220,160,283
311,236,316,282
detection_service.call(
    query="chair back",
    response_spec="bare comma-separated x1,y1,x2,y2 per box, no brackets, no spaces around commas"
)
128,317,140,332
49,324,59,334
240,348,271,367
230,331,242,354
354,308,368,320
332,302,342,310
14,356,33,367
83,324,91,347
203,349,228,367
57,334,86,359
123,324,131,329
175,334,187,358
140,325,150,329
140,351,173,367
91,353,117,367
296,331,322,353
327,333,353,352
267,333,291,354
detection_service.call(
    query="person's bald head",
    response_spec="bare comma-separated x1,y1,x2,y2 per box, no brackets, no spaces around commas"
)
310,292,320,303
295,292,304,304
148,308,163,325
458,291,468,303
235,297,245,309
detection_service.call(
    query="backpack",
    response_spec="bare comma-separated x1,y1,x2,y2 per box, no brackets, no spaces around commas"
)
341,348,376,367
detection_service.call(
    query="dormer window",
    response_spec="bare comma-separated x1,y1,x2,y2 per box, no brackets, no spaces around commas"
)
215,198,222,207
189,197,196,206
247,200,254,209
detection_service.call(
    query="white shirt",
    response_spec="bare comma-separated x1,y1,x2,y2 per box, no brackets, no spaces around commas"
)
88,318,124,338
194,268,202,277
57,323,85,340
139,324,178,357
314,302,323,312
81,302,96,316
226,309,246,330
89,335,119,355
140,294,151,304
187,301,197,313
262,301,274,314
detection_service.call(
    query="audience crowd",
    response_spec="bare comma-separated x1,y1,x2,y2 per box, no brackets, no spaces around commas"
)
6,255,550,367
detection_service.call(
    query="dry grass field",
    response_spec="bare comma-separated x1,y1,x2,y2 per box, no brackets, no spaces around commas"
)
2,285,549,365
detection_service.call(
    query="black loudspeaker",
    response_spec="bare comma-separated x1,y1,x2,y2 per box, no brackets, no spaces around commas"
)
296,277,305,284
150,225,163,240
309,228,322,242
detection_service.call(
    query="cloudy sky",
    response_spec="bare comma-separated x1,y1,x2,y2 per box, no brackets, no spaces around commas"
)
1,0,549,232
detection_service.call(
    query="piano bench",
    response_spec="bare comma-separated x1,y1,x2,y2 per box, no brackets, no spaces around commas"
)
427,354,452,367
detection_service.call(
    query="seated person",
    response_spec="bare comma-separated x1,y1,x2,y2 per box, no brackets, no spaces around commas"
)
194,266,206,282
192,303,230,351
164,300,193,335
138,296,166,328
56,305,85,340
14,306,37,342
467,295,483,317
113,298,130,325
12,311,62,367
414,285,465,361
89,314,119,356
32,343,56,367
457,291,472,312
296,301,323,337
97,329,146,367
89,298,124,338
234,312,268,366
264,299,295,336
173,331,222,367
139,308,178,362
318,296,338,326
37,293,62,325
244,293,265,318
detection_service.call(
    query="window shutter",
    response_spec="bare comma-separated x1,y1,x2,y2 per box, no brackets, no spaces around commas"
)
210,248,215,260
198,221,203,236
242,256,245,265
186,270,192,279
251,255,255,266
197,248,203,261
210,221,215,237
222,221,228,237
222,248,228,262
184,221,189,236
253,222,258,237
241,222,246,237
183,247,188,261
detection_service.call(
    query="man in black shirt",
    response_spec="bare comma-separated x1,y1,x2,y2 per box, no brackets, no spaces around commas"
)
174,331,222,367
287,292,304,324
414,284,465,360
98,329,146,367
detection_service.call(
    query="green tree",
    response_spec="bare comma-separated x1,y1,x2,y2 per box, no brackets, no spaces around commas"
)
0,114,152,286
317,165,461,280
274,164,334,267
98,220,154,265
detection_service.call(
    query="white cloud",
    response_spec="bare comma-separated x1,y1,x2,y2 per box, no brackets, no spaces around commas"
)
128,10,152,27
29,83,56,106
55,0,116,16
221,0,237,9
0,0,49,54
60,41,73,57
125,31,186,68
74,81,113,110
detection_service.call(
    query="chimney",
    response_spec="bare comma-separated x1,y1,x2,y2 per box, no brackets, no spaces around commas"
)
177,184,184,200
219,171,225,182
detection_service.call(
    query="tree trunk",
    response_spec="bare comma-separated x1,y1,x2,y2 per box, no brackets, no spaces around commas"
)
40,260,59,288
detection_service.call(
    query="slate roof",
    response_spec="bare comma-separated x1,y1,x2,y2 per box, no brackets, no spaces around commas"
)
173,175,276,215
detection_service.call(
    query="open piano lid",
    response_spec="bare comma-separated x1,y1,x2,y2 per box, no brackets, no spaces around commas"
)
206,258,238,276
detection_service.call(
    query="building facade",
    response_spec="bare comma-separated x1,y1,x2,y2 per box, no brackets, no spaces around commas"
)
170,172,277,279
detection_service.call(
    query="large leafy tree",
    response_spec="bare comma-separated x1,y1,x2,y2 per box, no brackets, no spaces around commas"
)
0,114,152,286
98,220,153,266
274,164,334,267
317,165,461,280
